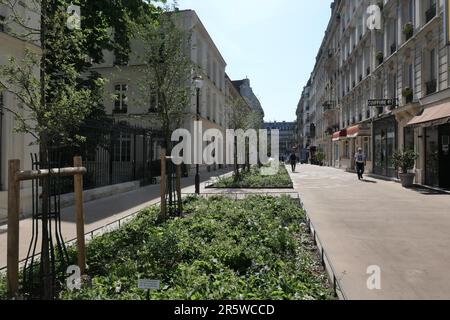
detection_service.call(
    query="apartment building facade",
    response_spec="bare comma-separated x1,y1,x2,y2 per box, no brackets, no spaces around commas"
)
263,121,296,158
0,1,40,219
91,10,228,174
298,0,450,189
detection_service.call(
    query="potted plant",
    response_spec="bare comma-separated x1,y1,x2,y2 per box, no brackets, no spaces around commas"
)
403,22,414,41
392,149,418,188
402,87,413,104
316,151,326,166
376,51,384,65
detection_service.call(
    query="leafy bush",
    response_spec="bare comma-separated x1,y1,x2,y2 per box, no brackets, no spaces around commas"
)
0,274,6,300
60,195,333,300
213,165,293,189
392,149,418,173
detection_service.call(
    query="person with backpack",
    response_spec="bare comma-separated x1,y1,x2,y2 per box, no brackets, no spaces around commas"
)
355,147,366,180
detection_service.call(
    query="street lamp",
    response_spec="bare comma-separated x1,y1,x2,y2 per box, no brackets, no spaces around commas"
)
194,76,203,194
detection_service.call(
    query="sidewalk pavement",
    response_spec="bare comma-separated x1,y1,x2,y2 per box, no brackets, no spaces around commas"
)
0,168,232,269
288,164,450,300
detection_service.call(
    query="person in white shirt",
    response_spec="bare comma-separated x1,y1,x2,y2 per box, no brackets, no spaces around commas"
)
355,147,367,180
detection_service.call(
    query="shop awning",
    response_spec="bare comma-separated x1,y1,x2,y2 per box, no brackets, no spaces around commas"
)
346,124,371,138
407,102,450,127
332,130,347,141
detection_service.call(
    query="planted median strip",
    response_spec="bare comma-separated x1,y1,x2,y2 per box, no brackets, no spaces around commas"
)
211,165,293,189
0,195,334,300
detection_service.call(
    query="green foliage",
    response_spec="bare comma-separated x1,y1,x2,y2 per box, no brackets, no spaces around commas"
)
402,87,413,98
0,0,164,145
60,196,333,300
214,165,293,189
392,149,418,173
136,9,193,149
402,22,414,39
316,151,325,163
0,274,6,300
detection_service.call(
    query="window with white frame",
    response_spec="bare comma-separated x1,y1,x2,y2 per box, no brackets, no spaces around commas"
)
113,133,131,162
114,84,128,113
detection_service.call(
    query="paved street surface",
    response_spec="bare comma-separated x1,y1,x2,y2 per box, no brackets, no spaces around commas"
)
0,168,232,269
289,164,450,300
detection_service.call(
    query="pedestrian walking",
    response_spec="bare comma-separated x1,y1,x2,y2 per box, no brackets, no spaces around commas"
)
355,147,366,180
289,152,297,172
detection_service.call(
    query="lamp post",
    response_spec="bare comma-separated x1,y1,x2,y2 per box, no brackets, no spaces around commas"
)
194,76,204,194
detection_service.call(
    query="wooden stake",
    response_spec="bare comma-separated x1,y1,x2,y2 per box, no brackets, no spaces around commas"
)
160,149,167,220
7,159,20,299
176,165,182,215
73,156,86,275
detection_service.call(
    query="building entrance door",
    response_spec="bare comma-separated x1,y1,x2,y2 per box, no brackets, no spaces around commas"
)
425,126,439,187
439,124,450,189
373,117,397,177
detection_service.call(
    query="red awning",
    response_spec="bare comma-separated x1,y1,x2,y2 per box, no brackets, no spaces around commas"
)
332,129,347,141
407,102,450,127
346,124,371,138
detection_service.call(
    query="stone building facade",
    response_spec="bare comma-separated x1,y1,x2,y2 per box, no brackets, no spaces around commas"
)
297,0,450,189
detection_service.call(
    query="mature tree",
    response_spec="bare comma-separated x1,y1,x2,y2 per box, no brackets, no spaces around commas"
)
0,0,164,147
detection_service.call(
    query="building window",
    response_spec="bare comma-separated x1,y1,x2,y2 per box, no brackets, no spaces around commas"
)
113,133,131,162
114,84,128,114
149,88,158,113
0,15,5,32
363,137,371,161
425,0,437,24
425,48,437,95
404,127,415,151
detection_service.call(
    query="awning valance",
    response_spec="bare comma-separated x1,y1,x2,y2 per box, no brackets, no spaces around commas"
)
332,130,347,141
346,124,371,138
407,102,450,127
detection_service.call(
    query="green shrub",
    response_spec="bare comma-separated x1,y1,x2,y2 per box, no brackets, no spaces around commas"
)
213,165,293,188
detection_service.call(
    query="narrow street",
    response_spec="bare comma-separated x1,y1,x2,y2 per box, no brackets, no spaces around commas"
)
289,164,450,300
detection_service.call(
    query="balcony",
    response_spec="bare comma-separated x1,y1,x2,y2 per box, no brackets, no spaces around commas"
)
425,79,437,96
425,5,437,24
113,107,128,114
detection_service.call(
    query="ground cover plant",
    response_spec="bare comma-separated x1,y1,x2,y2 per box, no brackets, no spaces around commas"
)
212,165,293,189
57,195,333,300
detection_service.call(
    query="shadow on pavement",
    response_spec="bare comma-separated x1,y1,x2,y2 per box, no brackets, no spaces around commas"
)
361,179,377,184
409,185,449,195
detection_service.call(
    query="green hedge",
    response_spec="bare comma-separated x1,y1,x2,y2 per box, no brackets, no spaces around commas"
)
59,195,333,300
212,165,293,189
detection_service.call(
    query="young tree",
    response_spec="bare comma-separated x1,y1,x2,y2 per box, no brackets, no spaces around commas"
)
136,9,193,218
136,10,193,151
227,96,251,181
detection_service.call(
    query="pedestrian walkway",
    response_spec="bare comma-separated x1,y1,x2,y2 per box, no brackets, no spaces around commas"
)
289,164,450,300
0,168,232,269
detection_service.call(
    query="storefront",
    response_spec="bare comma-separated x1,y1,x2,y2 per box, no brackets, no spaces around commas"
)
407,102,450,189
347,123,373,173
373,115,397,178
332,129,347,168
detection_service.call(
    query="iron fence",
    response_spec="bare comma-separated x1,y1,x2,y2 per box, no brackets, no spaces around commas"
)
49,120,164,194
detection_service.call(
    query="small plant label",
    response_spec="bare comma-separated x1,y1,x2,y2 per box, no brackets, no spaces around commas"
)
138,279,160,291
